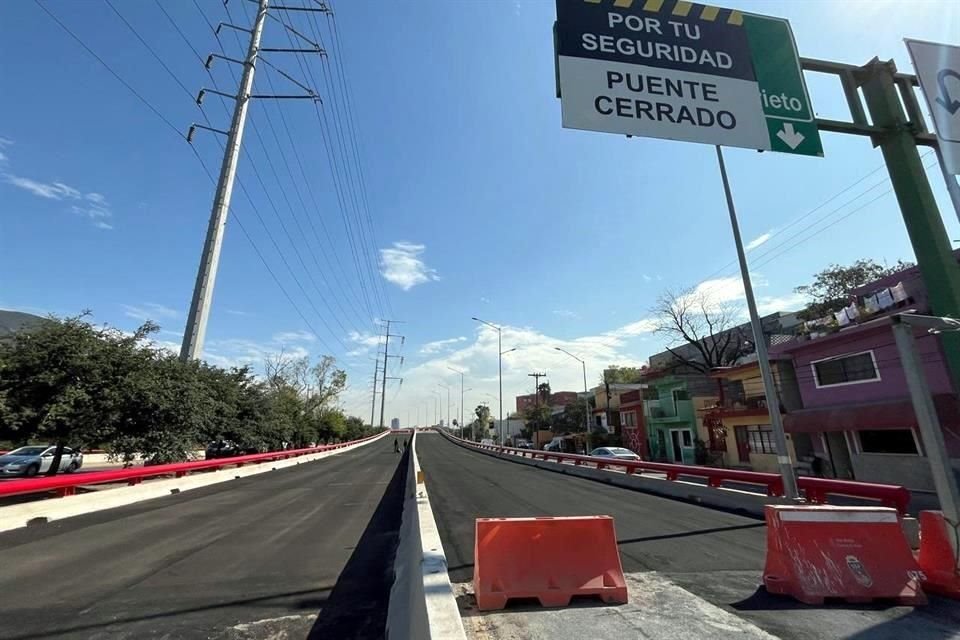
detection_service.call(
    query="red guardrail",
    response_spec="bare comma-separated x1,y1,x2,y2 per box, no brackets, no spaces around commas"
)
0,431,389,499
441,432,910,515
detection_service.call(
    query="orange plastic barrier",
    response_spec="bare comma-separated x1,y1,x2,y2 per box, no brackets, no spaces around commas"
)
763,505,926,605
917,510,960,598
473,516,627,611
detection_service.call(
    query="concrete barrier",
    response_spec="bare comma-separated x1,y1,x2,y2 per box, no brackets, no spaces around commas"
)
0,431,388,533
387,432,467,640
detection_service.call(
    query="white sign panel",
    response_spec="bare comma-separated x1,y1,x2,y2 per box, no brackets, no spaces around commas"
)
906,39,960,175
554,0,822,156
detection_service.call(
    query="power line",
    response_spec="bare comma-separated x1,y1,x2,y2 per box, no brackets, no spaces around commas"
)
36,0,346,360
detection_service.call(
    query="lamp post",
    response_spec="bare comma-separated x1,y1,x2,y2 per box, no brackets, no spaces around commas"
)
463,387,473,438
448,366,466,439
555,347,591,449
438,383,450,429
472,317,506,443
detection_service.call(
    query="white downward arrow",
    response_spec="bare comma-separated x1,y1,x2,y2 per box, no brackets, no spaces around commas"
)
776,123,805,150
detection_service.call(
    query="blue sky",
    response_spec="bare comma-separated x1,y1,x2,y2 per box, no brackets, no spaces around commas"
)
1,0,958,426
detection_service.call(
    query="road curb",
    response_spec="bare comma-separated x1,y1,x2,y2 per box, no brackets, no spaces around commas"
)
0,431,389,534
387,432,467,640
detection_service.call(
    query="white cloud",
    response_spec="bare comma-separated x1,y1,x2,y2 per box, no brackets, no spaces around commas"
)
380,241,439,291
348,330,381,348
0,137,13,147
4,175,81,200
480,297,490,304
420,336,467,355
3,166,113,229
757,292,808,315
225,309,252,317
642,274,653,282
272,330,316,343
122,303,180,322
552,309,578,319
745,231,773,251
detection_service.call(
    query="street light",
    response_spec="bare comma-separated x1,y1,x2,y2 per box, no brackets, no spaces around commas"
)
473,316,506,443
448,366,467,439
463,387,473,438
555,346,591,447
438,383,451,429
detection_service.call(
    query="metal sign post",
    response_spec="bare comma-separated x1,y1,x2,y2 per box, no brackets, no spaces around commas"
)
891,314,960,561
716,146,799,500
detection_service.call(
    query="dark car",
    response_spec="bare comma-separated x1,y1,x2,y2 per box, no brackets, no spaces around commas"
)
204,440,262,460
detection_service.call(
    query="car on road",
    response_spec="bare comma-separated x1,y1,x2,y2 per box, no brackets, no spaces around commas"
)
589,446,641,461
0,445,84,477
480,438,495,446
514,439,534,449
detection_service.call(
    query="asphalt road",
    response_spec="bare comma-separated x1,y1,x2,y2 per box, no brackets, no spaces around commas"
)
0,436,409,640
417,433,960,640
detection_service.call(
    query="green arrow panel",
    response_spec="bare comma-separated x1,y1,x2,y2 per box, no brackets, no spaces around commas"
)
744,14,824,157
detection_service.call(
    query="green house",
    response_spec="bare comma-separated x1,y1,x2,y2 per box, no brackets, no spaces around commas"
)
642,373,699,464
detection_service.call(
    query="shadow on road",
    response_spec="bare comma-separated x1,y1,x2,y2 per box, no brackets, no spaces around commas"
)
306,446,409,639
616,522,765,545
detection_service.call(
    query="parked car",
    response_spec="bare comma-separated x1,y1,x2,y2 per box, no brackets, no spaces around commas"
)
204,440,263,460
480,438,495,446
514,440,534,449
0,445,84,477
589,446,641,461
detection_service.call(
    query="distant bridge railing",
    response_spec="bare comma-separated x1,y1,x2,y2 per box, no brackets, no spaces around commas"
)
438,431,911,515
0,430,392,499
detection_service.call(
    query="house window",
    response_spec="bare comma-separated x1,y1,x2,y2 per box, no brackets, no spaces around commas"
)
747,426,777,454
812,351,880,388
682,430,692,447
857,429,919,455
672,389,689,402
620,411,636,427
595,415,603,428
643,387,659,400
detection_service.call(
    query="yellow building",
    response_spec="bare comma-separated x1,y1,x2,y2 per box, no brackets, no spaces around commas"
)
703,359,808,473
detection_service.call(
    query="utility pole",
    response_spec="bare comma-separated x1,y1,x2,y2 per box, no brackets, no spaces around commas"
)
378,320,405,429
180,0,269,360
180,0,322,361
369,367,379,429
528,371,547,441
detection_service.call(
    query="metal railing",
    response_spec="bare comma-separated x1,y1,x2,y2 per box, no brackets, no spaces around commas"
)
439,431,911,515
0,431,389,499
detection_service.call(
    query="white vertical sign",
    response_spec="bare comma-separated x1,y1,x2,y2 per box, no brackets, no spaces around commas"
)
906,39,960,175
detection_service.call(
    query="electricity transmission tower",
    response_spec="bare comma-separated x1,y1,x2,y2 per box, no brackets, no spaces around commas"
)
180,0,324,361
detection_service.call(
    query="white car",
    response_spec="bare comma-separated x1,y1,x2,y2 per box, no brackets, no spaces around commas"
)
0,446,84,477
589,447,641,461
480,438,495,446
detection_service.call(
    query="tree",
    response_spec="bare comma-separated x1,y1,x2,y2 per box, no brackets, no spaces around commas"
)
651,287,749,374
794,258,914,320
523,405,552,436
472,404,492,440
0,314,163,472
551,402,588,433
602,366,644,384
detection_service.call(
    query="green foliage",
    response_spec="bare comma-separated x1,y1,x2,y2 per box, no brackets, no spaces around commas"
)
551,402,588,433
794,258,913,321
0,314,363,463
523,404,553,434
602,366,644,384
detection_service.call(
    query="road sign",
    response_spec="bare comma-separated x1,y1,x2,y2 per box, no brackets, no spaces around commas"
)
554,0,823,156
906,39,960,175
